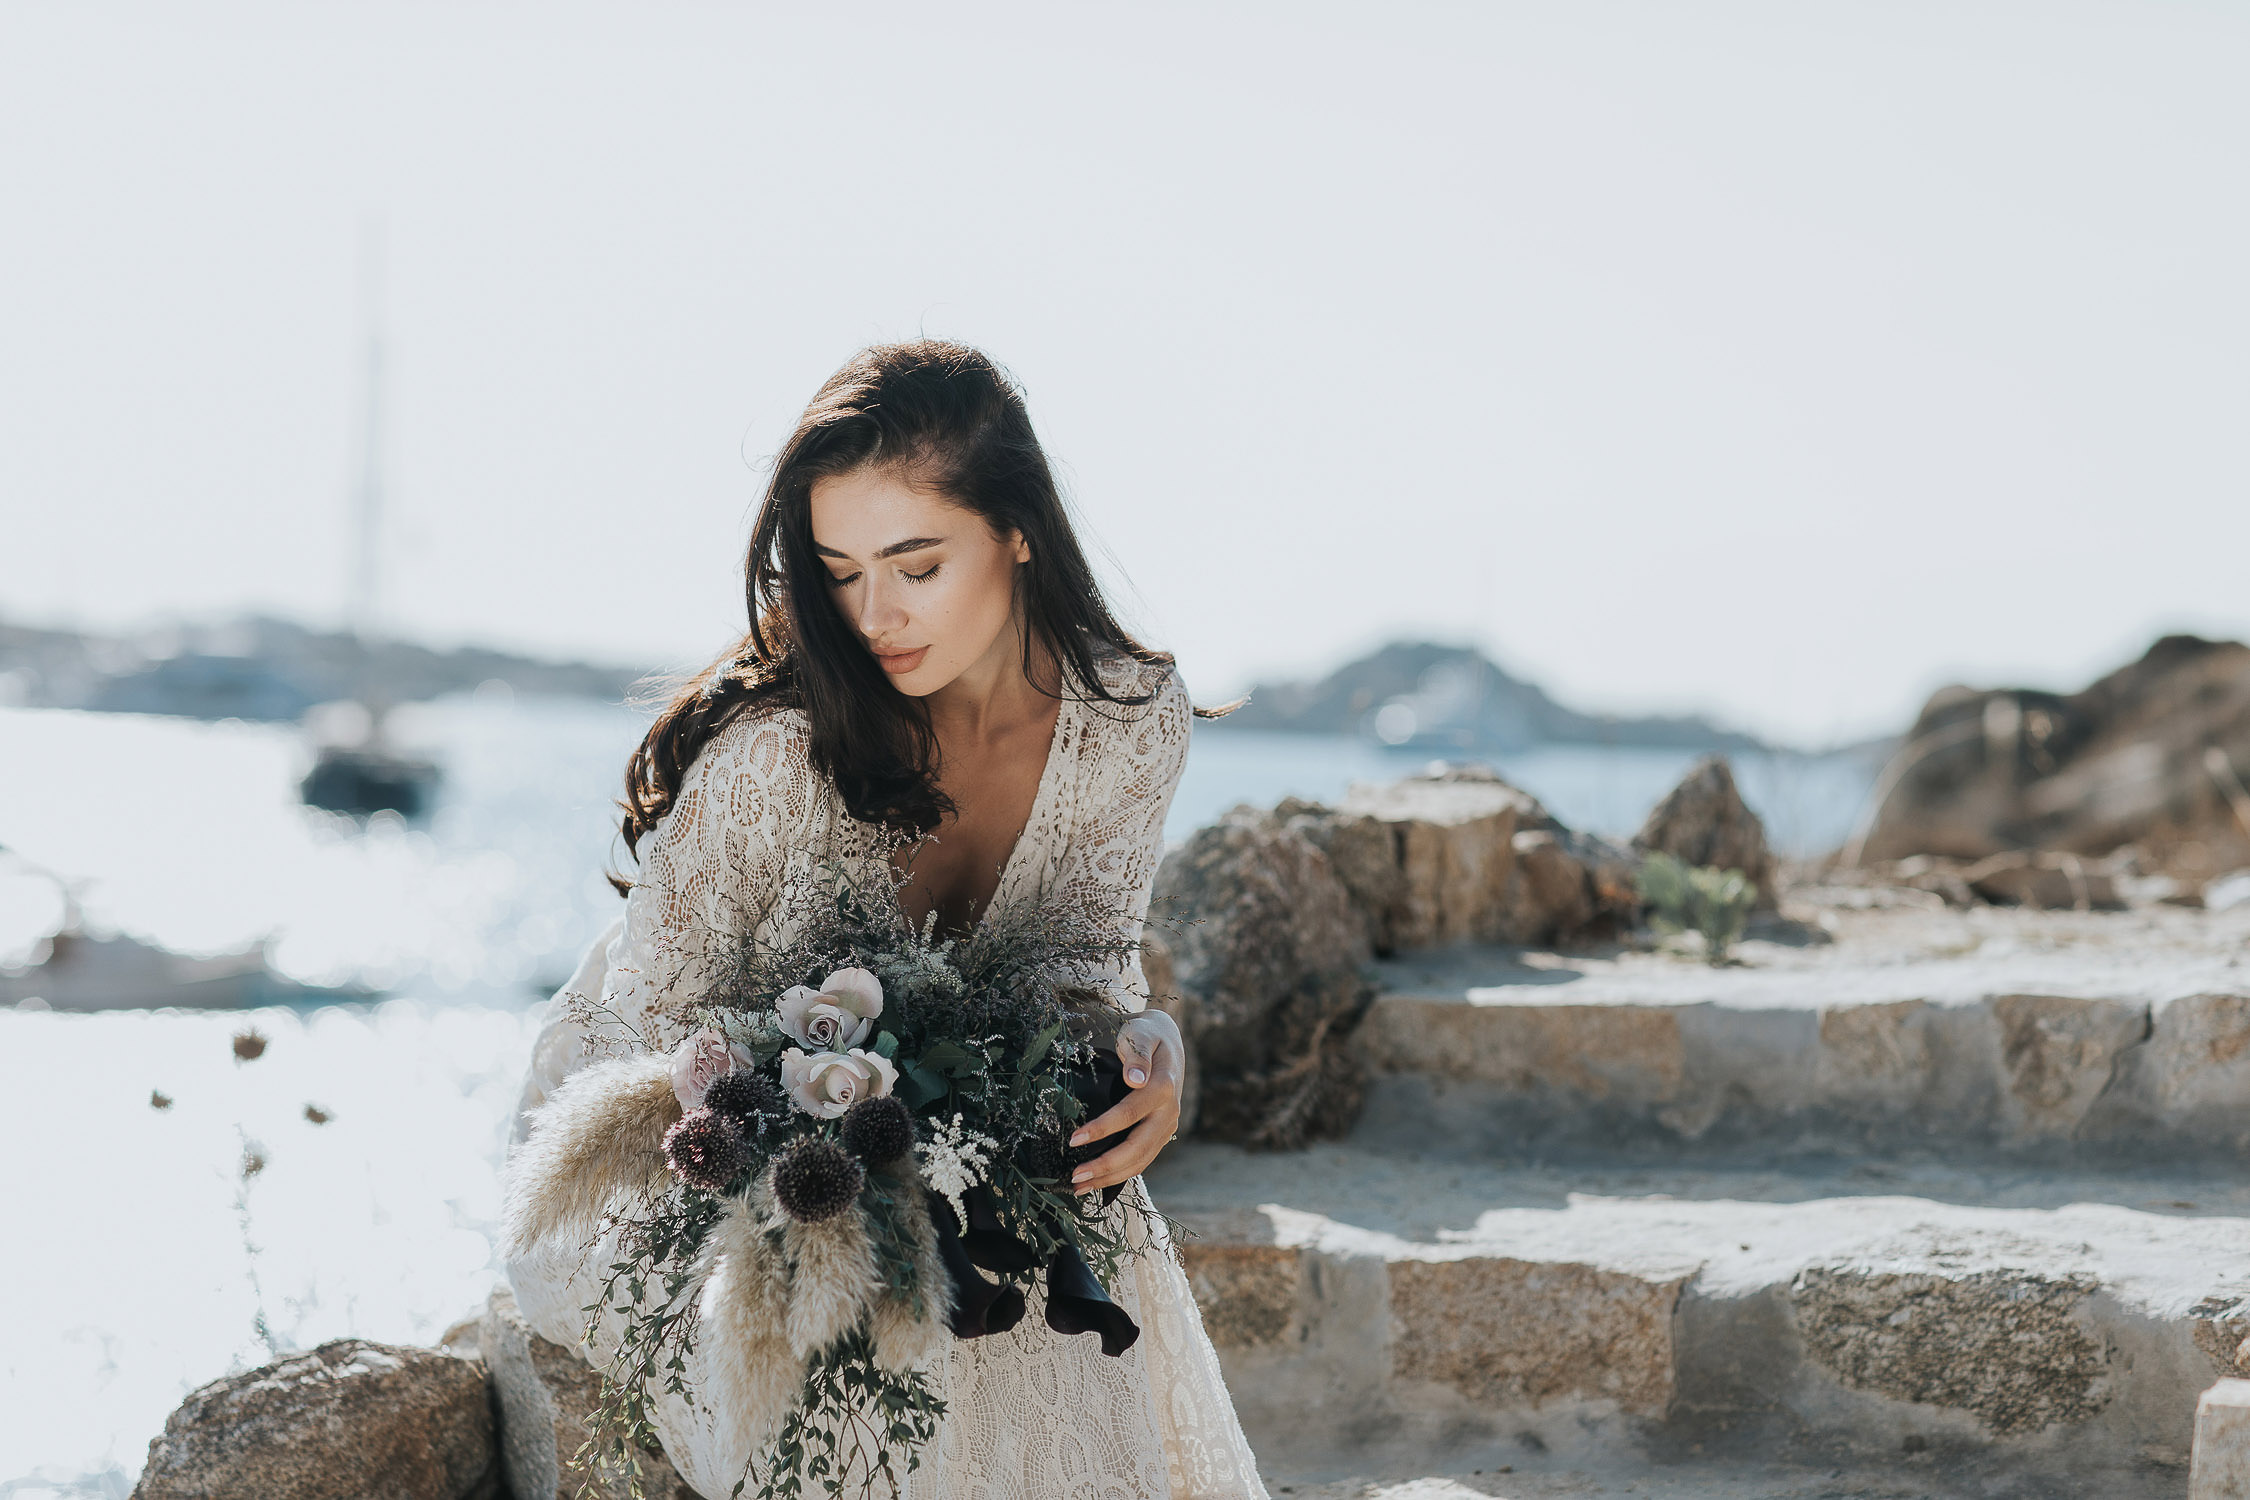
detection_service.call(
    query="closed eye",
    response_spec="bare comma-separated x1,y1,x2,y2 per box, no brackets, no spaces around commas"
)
825,563,937,587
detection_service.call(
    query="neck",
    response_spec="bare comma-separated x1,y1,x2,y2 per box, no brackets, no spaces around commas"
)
924,610,1061,744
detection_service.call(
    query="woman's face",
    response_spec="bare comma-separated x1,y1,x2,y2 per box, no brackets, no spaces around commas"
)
808,465,1030,698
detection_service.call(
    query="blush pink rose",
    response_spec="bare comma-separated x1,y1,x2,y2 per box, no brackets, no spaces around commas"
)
778,1046,900,1119
670,1027,736,1111
776,967,885,1052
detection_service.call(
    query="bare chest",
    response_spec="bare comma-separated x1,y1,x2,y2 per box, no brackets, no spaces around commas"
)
891,702,1063,935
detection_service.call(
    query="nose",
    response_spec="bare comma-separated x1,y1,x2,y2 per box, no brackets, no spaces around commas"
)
855,572,910,642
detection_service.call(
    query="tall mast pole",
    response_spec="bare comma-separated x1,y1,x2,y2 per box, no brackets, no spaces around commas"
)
349,220,385,646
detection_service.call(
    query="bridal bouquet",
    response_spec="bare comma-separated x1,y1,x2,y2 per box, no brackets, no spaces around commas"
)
503,859,1161,1500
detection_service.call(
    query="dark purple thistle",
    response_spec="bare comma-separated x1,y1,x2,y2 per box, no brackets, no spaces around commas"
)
663,1107,749,1193
705,1068,787,1135
772,1138,865,1223
840,1094,915,1164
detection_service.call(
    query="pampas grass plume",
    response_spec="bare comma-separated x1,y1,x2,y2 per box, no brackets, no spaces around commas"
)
868,1163,954,1372
783,1206,879,1360
697,1196,801,1473
501,1053,680,1259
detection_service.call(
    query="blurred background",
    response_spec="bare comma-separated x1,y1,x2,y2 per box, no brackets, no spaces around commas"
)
2,1,2244,1493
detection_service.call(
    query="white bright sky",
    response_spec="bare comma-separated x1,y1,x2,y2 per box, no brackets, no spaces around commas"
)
3,1,2243,748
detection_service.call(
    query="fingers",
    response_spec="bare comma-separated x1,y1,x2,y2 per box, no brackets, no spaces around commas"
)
1072,1081,1158,1148
1070,1017,1185,1193
1072,1108,1174,1193
1115,1023,1158,1088
1115,1016,1181,1091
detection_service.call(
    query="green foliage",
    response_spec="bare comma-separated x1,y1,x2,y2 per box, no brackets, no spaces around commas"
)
748,1327,943,1500
1637,851,1757,965
574,1185,729,1500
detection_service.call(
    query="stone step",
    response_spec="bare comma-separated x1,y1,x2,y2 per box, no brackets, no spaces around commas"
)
1358,917,2250,1159
1146,1143,2250,1500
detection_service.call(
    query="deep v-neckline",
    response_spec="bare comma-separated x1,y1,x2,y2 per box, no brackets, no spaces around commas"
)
925,687,1072,940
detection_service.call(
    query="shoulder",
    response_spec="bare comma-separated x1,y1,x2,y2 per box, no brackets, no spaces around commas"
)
1080,644,1192,764
1088,643,1176,697
673,703,819,836
700,701,814,780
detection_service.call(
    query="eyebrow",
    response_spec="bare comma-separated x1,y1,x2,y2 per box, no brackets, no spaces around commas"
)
813,536,947,562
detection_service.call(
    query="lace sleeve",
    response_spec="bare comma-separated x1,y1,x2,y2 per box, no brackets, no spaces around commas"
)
1051,665,1193,1016
564,707,821,1061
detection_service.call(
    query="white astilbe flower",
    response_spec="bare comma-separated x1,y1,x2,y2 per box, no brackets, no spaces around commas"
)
917,1113,996,1231
714,1009,784,1054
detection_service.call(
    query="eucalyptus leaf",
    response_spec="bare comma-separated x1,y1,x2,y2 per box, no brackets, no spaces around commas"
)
1019,1019,1064,1074
917,1040,974,1075
900,1064,949,1108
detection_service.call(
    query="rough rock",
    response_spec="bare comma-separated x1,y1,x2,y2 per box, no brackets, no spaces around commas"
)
1268,796,1407,954
1330,766,1535,949
1964,852,2124,911
1506,826,1642,944
1386,1255,1685,1417
1633,756,1777,908
1835,851,2128,913
1358,997,1686,1105
1278,765,1636,952
1181,1240,1304,1349
1991,994,2148,1138
131,1339,501,1500
2192,1299,2250,1378
1858,634,2250,879
1504,829,1594,937
1150,806,1373,1147
2116,991,2250,1144
481,1284,696,1500
2193,1380,2250,1500
1789,1267,2111,1437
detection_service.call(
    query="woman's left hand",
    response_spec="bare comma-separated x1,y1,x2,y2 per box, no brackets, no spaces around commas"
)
1069,1008,1184,1195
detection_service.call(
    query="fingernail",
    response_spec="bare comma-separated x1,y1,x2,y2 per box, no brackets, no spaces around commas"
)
1127,1068,1147,1086
1069,1131,1087,1147
1072,1167,1090,1183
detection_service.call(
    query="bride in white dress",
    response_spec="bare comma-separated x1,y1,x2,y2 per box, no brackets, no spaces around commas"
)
504,340,1271,1500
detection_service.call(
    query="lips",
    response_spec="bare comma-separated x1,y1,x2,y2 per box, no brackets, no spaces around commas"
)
873,646,929,676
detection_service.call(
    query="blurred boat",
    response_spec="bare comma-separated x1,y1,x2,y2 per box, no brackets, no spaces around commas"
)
300,740,439,818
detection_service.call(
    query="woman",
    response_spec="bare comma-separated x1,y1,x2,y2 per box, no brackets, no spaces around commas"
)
505,341,1269,1498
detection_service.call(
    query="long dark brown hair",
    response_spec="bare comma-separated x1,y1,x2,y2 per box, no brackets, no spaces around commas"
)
613,340,1210,892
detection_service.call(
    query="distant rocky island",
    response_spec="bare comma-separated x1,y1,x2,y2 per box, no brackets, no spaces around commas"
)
1213,640,1772,755
0,614,650,721
2,619,1783,760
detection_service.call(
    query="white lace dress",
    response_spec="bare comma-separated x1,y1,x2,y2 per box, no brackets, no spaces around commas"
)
504,649,1270,1500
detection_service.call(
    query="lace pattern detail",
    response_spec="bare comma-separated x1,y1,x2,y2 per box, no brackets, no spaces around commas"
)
507,647,1268,1498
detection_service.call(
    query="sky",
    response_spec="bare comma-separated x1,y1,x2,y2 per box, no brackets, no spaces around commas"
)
2,0,2243,749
